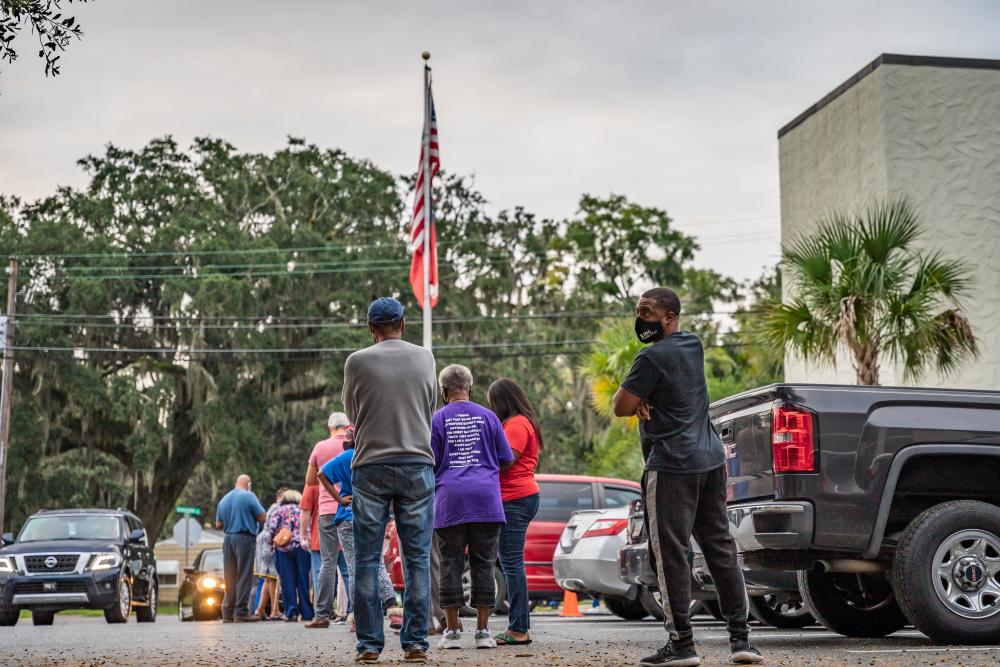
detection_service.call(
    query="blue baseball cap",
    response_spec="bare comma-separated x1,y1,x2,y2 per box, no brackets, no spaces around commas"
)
367,297,405,325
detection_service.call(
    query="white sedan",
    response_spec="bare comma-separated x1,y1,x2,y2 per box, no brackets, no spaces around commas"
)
552,506,649,620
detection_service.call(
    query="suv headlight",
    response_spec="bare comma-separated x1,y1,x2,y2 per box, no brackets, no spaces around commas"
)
0,556,14,574
197,575,221,591
88,553,122,571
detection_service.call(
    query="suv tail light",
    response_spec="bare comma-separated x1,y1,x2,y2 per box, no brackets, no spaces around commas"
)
582,518,628,539
771,405,816,473
626,500,645,545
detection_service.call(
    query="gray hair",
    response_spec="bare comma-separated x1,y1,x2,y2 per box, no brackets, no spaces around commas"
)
328,412,350,429
438,364,474,395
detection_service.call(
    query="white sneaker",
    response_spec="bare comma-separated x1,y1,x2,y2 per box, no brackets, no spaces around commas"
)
475,629,497,649
437,629,462,650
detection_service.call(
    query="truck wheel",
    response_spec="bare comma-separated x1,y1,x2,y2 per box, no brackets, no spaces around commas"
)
639,587,664,621
702,599,726,621
104,576,132,624
639,588,704,622
493,566,509,615
748,593,814,629
0,608,18,626
891,500,1000,644
136,583,157,623
605,595,649,620
31,610,55,626
797,570,907,638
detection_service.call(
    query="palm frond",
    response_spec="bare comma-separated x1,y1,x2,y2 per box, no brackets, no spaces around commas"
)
762,299,836,363
909,252,973,301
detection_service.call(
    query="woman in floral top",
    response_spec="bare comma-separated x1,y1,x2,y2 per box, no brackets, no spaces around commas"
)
269,489,314,622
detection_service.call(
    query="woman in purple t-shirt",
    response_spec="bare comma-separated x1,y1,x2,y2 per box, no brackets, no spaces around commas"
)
431,364,515,651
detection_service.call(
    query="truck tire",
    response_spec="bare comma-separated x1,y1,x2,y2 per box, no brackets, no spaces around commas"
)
797,570,907,638
103,576,132,624
639,587,664,621
702,599,725,621
640,588,707,622
493,566,509,615
136,583,157,623
748,593,814,629
891,500,1000,644
605,595,649,621
0,608,18,626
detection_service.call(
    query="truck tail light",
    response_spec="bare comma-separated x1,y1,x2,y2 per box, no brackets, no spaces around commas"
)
771,406,816,473
582,519,628,539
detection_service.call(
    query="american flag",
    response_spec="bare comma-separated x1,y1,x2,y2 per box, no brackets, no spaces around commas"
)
408,68,440,309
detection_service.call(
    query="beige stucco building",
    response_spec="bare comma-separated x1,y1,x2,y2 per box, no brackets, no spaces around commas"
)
779,54,1000,389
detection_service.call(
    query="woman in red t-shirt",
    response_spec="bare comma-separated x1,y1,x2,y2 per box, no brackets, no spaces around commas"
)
487,377,542,645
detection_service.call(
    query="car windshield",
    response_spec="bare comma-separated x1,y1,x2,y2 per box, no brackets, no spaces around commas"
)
18,515,122,542
201,550,223,571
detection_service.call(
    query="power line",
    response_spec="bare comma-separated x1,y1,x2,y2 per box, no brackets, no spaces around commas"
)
9,338,602,355
13,308,763,329
11,229,779,266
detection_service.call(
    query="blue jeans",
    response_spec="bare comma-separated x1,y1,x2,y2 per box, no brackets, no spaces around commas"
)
275,546,314,620
310,549,322,595
352,463,434,654
311,549,349,606
499,493,540,633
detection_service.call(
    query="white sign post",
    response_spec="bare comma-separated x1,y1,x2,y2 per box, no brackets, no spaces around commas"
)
172,517,202,567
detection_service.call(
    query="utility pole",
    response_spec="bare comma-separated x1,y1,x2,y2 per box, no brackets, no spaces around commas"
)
0,256,18,537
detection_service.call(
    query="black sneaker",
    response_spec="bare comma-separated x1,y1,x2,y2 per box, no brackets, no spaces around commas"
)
639,642,701,667
730,638,763,664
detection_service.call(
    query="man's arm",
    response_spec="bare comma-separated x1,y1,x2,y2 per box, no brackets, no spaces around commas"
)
215,520,224,530
613,386,650,419
342,356,357,423
614,354,655,420
305,462,319,487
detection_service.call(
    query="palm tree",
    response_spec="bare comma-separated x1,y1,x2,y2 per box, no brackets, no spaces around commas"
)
765,199,978,385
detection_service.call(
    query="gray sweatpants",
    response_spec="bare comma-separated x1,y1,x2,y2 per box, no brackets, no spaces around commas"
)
336,521,396,608
643,466,750,645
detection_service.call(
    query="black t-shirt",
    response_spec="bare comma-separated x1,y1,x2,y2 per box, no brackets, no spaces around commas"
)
621,330,724,474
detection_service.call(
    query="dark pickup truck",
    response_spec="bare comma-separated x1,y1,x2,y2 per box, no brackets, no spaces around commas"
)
714,383,1000,644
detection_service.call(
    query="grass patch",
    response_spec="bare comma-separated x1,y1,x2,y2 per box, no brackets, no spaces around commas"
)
18,603,179,619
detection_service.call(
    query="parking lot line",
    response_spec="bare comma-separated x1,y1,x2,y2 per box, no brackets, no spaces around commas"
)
846,647,1000,654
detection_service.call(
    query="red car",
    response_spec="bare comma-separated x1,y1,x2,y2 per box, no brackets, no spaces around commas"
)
385,474,642,603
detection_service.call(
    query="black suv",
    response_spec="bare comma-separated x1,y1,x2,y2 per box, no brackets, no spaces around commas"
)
0,508,157,625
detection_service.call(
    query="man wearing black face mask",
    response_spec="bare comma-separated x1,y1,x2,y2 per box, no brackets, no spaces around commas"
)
613,288,761,667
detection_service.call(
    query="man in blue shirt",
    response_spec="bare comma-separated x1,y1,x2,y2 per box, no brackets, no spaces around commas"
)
215,474,267,622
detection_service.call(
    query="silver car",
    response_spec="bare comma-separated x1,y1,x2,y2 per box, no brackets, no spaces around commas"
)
553,506,649,620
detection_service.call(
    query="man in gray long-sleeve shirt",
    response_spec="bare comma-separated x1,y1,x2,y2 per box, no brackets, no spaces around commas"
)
342,296,437,663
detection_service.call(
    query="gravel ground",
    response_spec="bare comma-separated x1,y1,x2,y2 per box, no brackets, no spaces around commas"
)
2,611,999,666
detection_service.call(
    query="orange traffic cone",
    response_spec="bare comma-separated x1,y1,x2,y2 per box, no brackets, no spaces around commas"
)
559,590,582,617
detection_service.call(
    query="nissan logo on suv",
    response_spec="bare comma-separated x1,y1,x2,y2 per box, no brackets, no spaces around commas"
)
44,556,58,569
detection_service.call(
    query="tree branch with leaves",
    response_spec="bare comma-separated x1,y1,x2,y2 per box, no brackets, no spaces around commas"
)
1,0,89,80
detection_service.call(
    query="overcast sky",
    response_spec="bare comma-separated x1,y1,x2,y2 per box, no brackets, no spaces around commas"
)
2,1,999,281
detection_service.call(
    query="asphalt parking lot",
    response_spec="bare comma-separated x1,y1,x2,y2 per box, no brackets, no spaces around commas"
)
2,611,999,666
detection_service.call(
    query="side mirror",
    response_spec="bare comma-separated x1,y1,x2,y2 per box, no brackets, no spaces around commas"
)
1,532,13,546
128,528,145,543
183,566,197,575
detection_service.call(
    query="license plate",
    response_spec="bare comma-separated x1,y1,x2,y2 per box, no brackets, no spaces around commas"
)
43,582,56,592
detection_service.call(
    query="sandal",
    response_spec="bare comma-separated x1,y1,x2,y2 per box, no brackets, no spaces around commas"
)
495,631,532,645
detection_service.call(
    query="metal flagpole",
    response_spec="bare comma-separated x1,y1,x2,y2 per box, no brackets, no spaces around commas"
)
421,52,433,351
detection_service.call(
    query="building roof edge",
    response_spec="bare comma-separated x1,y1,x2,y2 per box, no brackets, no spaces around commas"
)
777,53,1000,139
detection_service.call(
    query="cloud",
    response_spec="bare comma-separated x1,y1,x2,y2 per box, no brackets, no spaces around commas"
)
2,0,998,280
